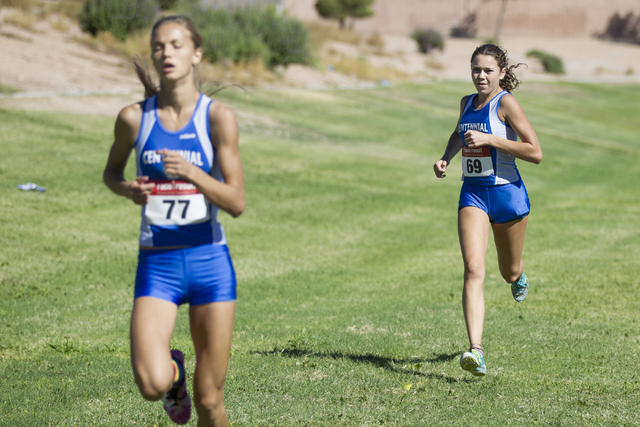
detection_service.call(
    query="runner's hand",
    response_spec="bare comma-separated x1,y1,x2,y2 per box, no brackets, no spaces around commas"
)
129,176,155,205
434,159,448,178
464,130,491,147
157,148,194,180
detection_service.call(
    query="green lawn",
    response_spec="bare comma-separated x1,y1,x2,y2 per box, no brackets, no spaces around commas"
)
1,82,639,426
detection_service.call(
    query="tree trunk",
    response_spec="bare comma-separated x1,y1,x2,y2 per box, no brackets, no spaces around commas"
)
494,0,509,41
348,16,355,30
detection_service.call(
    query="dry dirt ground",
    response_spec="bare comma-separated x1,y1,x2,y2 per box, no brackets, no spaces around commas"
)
2,17,640,117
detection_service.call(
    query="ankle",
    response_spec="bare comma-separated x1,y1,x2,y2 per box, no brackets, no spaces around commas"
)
470,343,483,355
513,272,525,285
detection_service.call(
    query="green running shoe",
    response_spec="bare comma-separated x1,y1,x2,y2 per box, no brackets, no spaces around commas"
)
460,348,486,376
511,272,529,302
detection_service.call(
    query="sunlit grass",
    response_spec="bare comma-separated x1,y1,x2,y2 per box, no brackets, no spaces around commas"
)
1,82,639,425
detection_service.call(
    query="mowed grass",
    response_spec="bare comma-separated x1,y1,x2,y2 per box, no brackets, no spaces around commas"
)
0,82,639,426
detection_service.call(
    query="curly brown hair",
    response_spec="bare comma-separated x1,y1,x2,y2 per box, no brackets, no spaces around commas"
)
471,44,526,92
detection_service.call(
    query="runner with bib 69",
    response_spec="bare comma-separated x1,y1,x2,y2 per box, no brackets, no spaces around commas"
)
433,44,542,377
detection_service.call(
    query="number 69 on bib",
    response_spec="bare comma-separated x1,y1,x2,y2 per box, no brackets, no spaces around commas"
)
462,146,493,177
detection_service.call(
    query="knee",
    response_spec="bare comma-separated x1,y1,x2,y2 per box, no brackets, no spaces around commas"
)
501,265,522,283
134,372,172,401
464,261,485,281
195,387,225,417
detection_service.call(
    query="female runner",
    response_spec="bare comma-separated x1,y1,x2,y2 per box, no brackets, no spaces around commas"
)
433,44,542,377
103,16,244,425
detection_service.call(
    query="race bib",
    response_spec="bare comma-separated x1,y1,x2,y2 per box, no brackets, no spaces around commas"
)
462,146,493,177
144,180,210,226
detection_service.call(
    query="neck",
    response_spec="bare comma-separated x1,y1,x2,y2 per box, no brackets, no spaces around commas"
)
157,76,200,113
476,87,502,106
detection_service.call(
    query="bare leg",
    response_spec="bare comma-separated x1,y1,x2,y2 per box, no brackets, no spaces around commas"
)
189,301,235,427
458,207,491,348
492,216,528,284
130,296,178,400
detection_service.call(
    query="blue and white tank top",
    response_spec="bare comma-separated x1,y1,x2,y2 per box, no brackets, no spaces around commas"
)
134,94,226,248
458,91,521,185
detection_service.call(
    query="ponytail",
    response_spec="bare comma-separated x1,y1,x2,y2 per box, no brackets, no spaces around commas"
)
133,58,159,98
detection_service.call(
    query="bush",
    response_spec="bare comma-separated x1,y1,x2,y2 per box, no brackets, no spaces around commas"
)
526,49,565,74
196,10,269,65
79,0,156,41
411,28,444,53
157,0,179,11
192,7,310,68
248,11,310,67
450,13,477,38
0,0,37,11
597,12,640,44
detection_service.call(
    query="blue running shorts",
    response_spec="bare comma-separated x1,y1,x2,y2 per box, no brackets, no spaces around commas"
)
458,180,530,224
135,244,236,306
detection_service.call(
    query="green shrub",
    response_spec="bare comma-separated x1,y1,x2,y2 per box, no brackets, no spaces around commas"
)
597,12,640,45
315,0,375,30
450,12,476,38
200,22,270,65
244,10,310,67
191,7,309,68
411,28,444,53
157,0,178,11
79,0,157,41
526,49,565,74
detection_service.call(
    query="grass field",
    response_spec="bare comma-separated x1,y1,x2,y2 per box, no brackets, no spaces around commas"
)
1,82,639,426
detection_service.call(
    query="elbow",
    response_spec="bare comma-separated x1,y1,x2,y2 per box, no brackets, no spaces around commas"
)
228,199,245,218
103,168,115,188
525,148,542,164
533,151,543,164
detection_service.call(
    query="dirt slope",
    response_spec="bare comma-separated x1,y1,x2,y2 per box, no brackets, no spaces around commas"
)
2,18,640,117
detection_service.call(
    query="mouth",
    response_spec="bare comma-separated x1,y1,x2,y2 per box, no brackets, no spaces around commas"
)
163,63,176,73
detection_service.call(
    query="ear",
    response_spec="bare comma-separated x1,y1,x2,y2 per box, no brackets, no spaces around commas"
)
499,67,507,80
193,47,203,66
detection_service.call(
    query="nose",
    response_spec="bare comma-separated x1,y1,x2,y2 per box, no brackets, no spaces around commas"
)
162,45,173,57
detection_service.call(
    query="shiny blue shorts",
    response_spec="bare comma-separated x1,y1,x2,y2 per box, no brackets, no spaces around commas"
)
458,180,530,224
135,244,236,306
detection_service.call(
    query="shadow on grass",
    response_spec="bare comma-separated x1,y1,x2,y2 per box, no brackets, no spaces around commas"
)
256,347,466,383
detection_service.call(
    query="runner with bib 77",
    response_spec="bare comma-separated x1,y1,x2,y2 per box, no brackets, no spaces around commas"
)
103,15,244,426
433,44,542,377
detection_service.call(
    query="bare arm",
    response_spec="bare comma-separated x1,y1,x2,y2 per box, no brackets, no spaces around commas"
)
103,103,156,204
433,97,466,178
463,94,543,164
160,102,245,218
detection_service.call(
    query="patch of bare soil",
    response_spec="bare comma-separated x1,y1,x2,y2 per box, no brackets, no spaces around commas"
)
2,17,640,118
0,18,142,115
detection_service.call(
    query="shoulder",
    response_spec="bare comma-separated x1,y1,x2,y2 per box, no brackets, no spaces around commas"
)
498,92,519,108
208,101,238,147
116,101,144,129
498,92,524,115
208,101,237,124
115,101,144,143
459,94,474,111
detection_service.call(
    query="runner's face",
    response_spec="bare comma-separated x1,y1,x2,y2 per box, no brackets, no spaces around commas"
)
470,54,506,97
151,23,202,82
